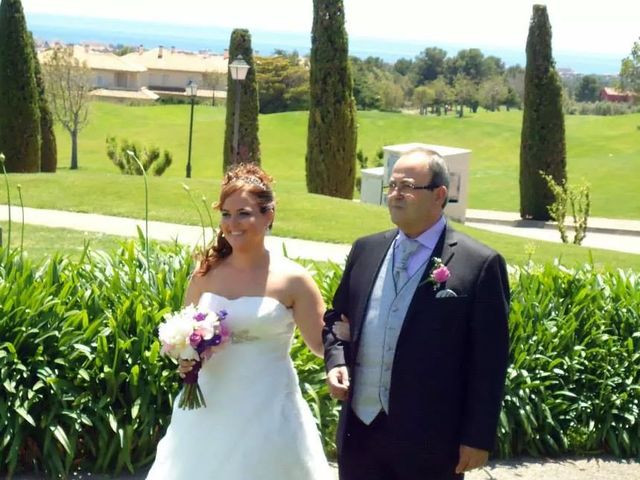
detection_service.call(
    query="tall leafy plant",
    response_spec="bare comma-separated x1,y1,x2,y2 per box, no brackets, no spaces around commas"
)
0,0,41,172
306,0,357,199
519,4,566,220
223,29,260,172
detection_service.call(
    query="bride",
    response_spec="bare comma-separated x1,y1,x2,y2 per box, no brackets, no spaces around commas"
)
146,164,332,479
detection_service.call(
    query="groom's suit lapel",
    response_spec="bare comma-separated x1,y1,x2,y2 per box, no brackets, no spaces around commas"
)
404,225,458,316
352,226,458,346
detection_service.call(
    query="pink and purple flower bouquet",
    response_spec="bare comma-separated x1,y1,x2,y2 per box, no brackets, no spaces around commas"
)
158,305,230,409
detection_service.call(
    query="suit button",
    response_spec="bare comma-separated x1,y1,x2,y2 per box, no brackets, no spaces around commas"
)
391,307,399,313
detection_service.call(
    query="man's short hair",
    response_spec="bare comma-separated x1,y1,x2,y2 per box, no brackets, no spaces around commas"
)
406,149,450,207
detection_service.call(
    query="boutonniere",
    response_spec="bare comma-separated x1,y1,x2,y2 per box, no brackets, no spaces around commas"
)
422,257,451,290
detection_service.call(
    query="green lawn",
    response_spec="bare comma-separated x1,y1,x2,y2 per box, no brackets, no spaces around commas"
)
1,102,639,248
30,103,640,217
2,220,639,270
0,221,127,260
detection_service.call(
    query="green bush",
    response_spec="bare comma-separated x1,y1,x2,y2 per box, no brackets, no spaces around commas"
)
565,100,640,116
0,241,191,477
106,136,172,176
2,245,639,477
500,262,640,457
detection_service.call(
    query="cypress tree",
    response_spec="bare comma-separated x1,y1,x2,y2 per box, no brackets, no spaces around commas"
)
223,29,260,172
0,0,41,172
30,33,57,172
519,4,566,220
306,0,357,199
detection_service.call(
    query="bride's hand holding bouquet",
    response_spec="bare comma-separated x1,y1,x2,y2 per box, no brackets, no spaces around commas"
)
158,305,230,409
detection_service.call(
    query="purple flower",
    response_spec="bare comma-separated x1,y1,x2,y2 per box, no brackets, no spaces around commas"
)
189,332,202,347
199,334,222,351
217,309,228,321
194,312,207,322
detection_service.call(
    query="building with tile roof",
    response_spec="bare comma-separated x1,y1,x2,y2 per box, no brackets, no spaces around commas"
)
38,44,228,102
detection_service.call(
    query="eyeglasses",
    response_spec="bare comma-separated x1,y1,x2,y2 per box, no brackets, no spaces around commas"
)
384,180,440,194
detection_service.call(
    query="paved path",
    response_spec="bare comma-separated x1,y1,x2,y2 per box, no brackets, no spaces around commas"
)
1,206,638,260
11,457,640,479
0,206,351,263
465,457,640,479
466,209,640,255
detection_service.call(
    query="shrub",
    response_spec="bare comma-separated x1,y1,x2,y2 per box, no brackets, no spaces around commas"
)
2,246,639,477
500,262,640,457
106,136,172,176
540,173,591,245
565,100,640,116
293,259,345,457
0,241,191,477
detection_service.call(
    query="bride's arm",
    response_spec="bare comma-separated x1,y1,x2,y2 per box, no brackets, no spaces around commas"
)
183,270,204,307
290,270,325,357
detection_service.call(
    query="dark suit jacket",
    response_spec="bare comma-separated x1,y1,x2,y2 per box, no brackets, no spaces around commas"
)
323,225,510,459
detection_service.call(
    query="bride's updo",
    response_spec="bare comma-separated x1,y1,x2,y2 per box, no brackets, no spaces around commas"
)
196,163,275,275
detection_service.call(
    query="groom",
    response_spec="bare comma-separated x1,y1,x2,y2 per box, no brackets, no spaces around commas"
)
324,149,510,479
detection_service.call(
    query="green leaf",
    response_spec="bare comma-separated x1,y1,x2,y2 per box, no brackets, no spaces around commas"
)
14,406,35,427
51,424,72,454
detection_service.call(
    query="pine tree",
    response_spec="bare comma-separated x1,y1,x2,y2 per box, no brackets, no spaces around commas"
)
223,29,260,172
30,33,57,172
519,4,566,220
0,0,41,172
306,0,357,199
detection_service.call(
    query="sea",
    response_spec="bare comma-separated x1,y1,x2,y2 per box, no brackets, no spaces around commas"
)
26,13,623,75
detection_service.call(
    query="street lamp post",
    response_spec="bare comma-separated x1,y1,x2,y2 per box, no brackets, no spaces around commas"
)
185,80,198,178
228,56,250,164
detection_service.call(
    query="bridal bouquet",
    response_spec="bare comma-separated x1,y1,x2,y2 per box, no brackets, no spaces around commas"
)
158,305,230,410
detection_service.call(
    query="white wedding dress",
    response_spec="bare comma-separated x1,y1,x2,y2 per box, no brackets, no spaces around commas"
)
146,292,332,480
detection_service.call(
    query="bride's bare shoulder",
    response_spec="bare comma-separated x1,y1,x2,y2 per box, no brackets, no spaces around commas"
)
269,255,308,278
185,266,218,305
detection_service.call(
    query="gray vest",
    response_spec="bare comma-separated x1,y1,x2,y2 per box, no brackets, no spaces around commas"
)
352,242,429,424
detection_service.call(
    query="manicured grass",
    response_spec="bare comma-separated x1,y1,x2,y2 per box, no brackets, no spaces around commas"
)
1,220,639,270
0,221,127,260
1,102,638,253
44,103,640,219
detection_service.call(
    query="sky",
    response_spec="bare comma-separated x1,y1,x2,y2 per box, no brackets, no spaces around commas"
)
21,0,639,57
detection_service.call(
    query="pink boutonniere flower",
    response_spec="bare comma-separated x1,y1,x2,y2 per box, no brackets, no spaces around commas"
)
424,257,450,290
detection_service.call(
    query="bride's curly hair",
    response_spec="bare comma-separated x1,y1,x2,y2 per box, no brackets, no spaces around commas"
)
195,163,275,276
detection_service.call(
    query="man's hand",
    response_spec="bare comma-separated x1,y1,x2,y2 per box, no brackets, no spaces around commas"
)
455,445,489,474
327,366,350,401
332,314,351,341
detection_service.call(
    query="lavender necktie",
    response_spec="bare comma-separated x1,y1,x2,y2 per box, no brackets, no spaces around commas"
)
394,239,420,292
